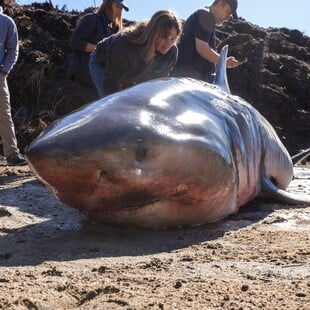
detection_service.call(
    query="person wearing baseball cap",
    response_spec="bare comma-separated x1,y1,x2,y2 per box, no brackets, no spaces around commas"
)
173,0,241,82
68,0,128,96
114,0,129,12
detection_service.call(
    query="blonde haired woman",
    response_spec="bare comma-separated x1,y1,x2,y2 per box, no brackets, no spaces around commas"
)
68,0,128,86
89,10,182,97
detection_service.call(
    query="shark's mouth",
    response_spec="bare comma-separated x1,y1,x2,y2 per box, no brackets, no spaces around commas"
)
96,183,200,212
122,198,163,210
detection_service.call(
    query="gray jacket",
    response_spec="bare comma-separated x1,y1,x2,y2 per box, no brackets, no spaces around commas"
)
0,6,19,74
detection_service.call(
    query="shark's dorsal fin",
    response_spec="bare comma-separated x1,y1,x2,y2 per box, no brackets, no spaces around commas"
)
214,45,231,94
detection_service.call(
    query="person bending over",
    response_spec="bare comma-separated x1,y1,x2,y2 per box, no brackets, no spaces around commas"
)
89,9,182,97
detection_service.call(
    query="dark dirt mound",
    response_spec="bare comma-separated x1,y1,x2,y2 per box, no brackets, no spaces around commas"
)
2,1,310,155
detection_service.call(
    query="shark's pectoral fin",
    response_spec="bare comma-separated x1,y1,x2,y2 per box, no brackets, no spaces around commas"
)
291,148,310,165
261,176,310,205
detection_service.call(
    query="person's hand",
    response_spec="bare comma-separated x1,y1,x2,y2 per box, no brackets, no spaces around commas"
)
226,56,243,68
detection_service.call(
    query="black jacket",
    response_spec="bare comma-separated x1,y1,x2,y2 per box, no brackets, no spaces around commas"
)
95,33,178,94
68,12,117,85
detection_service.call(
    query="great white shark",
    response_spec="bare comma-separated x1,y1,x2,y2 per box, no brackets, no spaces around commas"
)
26,45,310,228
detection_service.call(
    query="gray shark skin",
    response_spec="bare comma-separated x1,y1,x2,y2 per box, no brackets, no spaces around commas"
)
26,46,310,228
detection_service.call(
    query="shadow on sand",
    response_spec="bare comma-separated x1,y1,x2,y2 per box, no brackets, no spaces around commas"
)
0,178,280,267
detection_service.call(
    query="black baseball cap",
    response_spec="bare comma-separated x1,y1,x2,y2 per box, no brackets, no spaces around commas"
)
114,0,129,12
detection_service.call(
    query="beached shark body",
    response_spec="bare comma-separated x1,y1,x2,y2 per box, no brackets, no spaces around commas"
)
26,46,310,228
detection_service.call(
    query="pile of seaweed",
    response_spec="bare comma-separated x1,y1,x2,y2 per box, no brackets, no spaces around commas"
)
2,1,310,154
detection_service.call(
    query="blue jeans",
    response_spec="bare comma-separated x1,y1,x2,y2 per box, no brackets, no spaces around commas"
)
89,50,105,98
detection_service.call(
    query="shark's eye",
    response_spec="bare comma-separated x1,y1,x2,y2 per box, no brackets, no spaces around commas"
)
100,170,109,178
136,144,148,162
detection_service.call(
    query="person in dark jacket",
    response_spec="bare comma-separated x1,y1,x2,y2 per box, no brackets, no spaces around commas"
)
89,9,182,97
173,0,241,82
68,0,129,86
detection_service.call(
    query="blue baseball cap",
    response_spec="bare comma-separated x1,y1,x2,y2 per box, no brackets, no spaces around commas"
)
114,0,129,12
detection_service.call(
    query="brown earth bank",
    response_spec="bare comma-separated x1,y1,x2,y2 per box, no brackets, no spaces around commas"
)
0,160,309,309
0,0,309,156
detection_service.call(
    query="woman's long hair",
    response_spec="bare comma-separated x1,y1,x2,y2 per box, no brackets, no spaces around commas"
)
123,10,182,61
97,0,123,32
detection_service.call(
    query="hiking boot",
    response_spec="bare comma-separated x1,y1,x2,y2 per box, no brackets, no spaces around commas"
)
6,154,27,166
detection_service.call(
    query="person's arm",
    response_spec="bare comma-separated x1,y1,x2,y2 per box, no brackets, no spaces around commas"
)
195,37,219,64
94,34,117,68
196,38,240,68
84,43,96,53
194,9,241,68
1,17,19,74
69,14,97,53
